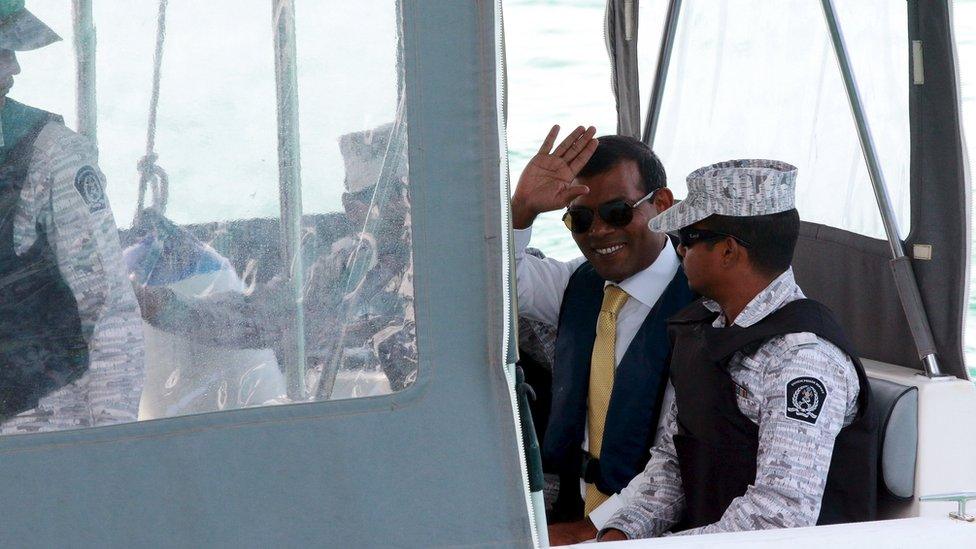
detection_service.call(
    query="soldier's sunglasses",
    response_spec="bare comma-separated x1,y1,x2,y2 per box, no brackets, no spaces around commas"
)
675,227,751,248
343,186,375,204
562,189,658,234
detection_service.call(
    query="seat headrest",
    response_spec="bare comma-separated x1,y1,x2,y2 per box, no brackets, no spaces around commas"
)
867,378,918,500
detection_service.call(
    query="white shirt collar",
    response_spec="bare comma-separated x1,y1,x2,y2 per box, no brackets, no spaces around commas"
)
606,239,680,308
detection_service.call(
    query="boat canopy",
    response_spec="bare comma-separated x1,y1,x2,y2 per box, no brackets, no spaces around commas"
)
604,0,970,379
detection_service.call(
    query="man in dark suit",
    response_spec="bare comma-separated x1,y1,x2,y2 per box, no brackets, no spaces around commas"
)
511,125,695,544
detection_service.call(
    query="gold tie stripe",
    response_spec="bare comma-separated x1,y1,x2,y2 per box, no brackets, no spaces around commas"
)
584,284,630,515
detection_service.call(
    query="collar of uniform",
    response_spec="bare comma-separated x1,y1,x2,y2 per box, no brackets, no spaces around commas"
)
702,267,804,328
605,238,680,308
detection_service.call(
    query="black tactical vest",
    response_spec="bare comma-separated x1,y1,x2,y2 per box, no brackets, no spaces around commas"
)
0,109,89,419
667,298,876,531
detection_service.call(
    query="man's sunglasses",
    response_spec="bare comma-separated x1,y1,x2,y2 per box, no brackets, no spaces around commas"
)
562,189,658,234
675,227,751,248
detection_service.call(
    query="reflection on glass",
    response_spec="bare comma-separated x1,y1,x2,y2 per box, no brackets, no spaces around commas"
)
0,5,145,435
0,0,415,435
130,121,415,418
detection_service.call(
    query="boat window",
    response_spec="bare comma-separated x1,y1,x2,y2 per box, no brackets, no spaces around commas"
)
1,0,414,436
645,0,910,240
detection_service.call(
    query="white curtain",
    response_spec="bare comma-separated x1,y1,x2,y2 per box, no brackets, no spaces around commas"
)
644,0,910,240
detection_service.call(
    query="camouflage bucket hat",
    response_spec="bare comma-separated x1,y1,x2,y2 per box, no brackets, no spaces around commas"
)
0,0,60,52
649,159,798,233
339,122,408,193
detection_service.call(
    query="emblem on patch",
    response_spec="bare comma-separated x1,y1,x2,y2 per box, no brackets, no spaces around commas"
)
74,166,106,213
785,376,827,425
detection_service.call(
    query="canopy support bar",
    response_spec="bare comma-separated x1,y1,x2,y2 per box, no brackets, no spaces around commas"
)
820,0,943,377
273,0,307,399
72,0,97,144
641,0,681,147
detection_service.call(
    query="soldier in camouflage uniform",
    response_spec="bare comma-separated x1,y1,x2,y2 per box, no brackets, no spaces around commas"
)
598,160,871,541
0,1,145,434
136,122,417,394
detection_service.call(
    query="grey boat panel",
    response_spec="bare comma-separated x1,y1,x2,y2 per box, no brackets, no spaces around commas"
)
905,0,970,379
0,1,531,547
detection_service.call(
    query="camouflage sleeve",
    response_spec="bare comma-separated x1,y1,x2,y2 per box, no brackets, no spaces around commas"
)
599,397,685,539
364,238,417,392
140,277,292,350
15,122,145,425
672,339,858,536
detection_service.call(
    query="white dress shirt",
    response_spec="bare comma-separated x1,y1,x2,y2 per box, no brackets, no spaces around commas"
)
513,226,679,528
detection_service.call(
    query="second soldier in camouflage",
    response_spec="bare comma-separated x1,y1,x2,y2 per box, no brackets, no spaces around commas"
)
599,160,873,540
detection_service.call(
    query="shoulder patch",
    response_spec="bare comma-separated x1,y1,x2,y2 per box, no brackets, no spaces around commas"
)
785,376,827,425
74,166,106,213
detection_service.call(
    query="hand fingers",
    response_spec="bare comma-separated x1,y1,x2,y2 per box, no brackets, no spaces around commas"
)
538,124,560,155
555,184,590,206
564,126,597,163
567,137,599,174
552,125,586,157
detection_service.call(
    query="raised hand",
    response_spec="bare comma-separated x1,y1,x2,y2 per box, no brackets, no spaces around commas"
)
511,125,598,229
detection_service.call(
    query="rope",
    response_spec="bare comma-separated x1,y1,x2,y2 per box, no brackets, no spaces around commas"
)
135,0,170,225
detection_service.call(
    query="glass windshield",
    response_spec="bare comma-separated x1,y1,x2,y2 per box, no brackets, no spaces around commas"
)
0,0,415,436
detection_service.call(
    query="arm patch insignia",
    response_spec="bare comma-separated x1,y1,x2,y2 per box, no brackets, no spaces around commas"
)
785,376,827,425
74,166,106,213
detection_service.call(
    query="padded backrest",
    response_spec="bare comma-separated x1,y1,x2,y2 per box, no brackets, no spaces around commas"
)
867,377,918,500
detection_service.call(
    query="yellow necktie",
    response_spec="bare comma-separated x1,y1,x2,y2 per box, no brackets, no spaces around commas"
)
584,284,630,515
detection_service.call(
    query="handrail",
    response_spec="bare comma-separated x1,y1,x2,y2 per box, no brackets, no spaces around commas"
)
820,0,944,377
273,0,307,400
920,492,976,522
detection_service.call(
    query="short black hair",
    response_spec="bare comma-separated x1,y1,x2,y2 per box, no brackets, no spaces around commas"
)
702,209,801,276
578,135,666,195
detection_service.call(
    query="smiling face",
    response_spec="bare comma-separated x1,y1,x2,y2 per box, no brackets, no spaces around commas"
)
571,160,664,282
0,49,18,108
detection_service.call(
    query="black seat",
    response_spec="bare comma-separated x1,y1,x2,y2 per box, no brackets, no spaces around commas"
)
868,377,918,503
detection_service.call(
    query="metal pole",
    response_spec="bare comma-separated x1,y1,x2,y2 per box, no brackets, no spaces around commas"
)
820,0,944,377
641,0,681,147
72,0,97,144
273,0,307,399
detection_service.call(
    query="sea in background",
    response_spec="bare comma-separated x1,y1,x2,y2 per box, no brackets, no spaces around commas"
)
504,0,976,373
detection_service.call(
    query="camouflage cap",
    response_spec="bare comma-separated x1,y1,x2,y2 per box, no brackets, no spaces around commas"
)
339,121,407,193
648,159,797,233
0,0,61,51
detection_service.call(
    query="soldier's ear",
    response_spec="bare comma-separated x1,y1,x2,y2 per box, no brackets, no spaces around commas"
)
720,237,745,268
